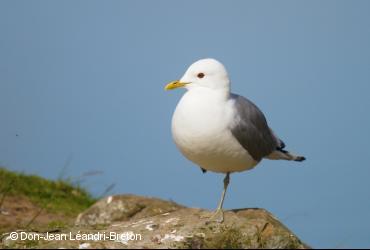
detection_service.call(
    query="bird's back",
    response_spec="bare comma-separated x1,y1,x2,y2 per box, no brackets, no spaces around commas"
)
229,94,279,162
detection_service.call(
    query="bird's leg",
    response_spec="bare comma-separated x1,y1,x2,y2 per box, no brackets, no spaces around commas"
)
208,172,230,223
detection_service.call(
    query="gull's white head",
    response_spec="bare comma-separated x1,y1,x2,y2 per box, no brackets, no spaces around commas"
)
165,58,230,91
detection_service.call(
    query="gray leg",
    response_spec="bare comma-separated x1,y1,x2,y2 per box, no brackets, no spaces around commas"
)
209,172,230,223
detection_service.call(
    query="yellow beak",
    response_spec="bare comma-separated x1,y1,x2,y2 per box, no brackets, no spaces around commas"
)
164,80,189,90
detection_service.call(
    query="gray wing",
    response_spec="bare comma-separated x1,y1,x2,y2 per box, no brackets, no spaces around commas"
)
230,94,279,162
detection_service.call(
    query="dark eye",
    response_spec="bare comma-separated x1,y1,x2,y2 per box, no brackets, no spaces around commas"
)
197,73,205,79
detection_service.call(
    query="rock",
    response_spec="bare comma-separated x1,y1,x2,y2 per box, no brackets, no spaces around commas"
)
75,194,182,226
1,195,309,249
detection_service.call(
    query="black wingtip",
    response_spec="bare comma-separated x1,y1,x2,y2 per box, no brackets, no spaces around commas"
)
279,140,286,149
294,156,306,162
201,168,207,174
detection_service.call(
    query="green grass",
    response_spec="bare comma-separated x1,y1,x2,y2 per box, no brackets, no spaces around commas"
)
0,167,96,216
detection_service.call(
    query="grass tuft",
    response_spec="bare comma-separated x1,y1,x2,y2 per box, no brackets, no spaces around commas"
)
0,167,96,216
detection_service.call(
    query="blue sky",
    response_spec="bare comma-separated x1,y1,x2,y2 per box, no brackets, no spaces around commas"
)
1,0,370,248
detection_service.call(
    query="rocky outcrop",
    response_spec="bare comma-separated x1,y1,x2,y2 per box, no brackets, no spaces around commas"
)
75,194,183,226
2,195,309,249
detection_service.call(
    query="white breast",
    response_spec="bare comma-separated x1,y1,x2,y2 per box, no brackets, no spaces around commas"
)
171,88,258,173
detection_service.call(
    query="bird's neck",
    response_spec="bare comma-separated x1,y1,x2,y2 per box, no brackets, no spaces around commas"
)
186,87,230,102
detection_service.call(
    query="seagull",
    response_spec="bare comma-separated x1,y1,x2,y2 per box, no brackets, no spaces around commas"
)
165,58,305,222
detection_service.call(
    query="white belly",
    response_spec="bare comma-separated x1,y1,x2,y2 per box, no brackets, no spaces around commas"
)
171,89,258,173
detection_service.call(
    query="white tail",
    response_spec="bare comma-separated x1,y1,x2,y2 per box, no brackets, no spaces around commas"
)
266,150,306,162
